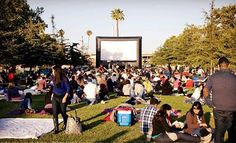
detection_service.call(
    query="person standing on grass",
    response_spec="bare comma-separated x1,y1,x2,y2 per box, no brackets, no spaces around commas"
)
140,97,161,142
51,65,70,134
203,57,236,143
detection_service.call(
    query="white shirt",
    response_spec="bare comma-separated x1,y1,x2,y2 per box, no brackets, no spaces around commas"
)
83,82,98,99
197,68,204,76
122,84,132,96
191,87,201,100
134,83,144,97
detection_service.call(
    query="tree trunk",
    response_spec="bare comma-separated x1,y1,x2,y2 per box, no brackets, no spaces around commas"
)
116,20,119,37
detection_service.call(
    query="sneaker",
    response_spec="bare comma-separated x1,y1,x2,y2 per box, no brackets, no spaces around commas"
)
101,100,106,104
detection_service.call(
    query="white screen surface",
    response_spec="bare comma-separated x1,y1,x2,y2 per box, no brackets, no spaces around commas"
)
100,41,137,61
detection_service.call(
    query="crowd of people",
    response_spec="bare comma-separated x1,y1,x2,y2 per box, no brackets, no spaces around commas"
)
0,57,235,142
139,57,236,143
1,61,208,104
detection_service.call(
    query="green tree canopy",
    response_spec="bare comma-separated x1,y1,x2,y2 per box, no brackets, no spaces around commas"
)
151,4,236,71
0,0,90,67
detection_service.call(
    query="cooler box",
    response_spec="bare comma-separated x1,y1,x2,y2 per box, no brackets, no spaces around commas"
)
117,110,132,126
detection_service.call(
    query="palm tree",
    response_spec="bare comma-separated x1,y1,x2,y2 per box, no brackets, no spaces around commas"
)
86,30,92,50
58,29,65,43
111,8,125,37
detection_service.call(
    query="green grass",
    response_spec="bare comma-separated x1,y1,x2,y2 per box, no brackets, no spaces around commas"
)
0,94,214,143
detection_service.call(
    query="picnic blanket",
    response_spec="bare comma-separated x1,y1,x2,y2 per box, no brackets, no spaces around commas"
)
0,118,62,139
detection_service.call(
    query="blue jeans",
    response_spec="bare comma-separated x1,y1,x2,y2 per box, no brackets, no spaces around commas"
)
213,109,236,143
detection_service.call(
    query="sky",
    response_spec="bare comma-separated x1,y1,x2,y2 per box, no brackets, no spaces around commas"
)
27,0,235,54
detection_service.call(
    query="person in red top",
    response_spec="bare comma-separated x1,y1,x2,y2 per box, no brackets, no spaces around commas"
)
7,67,15,82
185,76,194,89
37,76,47,91
98,65,105,73
8,72,14,82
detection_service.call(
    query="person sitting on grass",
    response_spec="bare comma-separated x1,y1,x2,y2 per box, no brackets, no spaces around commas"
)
36,75,47,92
185,84,205,104
184,101,212,143
140,96,161,142
143,73,154,97
152,104,200,142
134,79,145,100
185,76,194,90
83,78,98,105
161,78,173,95
122,80,133,96
7,82,21,101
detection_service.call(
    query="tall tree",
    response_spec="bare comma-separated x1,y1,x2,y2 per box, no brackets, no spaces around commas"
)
151,4,236,71
64,43,90,67
111,8,124,37
0,0,70,67
0,0,46,65
203,3,236,70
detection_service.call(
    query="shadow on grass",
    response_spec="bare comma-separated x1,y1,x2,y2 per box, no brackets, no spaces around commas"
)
124,134,147,143
108,93,119,100
0,100,20,118
82,112,104,122
83,120,103,131
68,92,118,111
32,94,46,109
68,102,87,110
96,130,128,143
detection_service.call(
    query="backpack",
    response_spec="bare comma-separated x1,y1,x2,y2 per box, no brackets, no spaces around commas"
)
65,110,82,134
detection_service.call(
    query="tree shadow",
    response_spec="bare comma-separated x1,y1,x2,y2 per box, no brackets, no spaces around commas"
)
96,130,128,143
124,134,147,143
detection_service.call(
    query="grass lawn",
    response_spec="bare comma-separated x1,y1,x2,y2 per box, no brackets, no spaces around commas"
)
0,94,215,143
